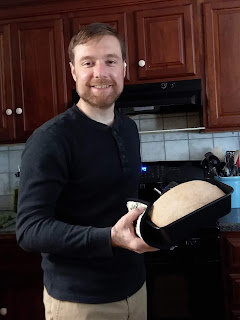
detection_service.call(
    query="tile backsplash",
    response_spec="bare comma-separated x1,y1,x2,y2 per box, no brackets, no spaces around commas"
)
0,112,240,210
133,112,240,162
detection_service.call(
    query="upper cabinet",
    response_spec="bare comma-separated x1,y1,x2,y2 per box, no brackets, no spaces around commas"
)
70,12,130,82
135,3,197,80
203,1,240,130
68,0,200,84
0,16,68,143
2,0,240,142
0,24,14,142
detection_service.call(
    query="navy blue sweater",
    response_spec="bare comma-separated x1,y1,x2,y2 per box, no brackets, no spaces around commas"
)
16,105,145,303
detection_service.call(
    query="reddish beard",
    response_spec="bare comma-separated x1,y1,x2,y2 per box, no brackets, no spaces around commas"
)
76,80,123,109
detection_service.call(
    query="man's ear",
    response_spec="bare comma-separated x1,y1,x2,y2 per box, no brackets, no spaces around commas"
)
123,61,127,78
69,62,76,82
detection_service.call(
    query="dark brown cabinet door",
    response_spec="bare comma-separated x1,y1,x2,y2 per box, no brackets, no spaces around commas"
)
0,234,44,320
204,1,240,129
0,24,14,142
135,3,197,80
71,12,127,37
71,12,130,82
10,17,68,141
220,232,240,320
2,281,45,320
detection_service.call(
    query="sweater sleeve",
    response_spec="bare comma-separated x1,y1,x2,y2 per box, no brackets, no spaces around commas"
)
16,129,113,259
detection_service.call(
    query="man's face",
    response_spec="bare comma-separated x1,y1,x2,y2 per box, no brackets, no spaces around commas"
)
70,35,126,110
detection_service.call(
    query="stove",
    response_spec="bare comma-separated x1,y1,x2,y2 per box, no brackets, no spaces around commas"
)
139,160,205,202
140,161,225,320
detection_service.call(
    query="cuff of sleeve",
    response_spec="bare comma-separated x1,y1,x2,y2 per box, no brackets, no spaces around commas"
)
88,227,113,258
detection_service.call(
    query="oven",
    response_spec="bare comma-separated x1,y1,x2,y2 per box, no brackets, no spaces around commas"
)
140,161,225,320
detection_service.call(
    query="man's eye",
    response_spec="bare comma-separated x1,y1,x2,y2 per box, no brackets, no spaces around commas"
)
107,60,116,65
83,61,93,67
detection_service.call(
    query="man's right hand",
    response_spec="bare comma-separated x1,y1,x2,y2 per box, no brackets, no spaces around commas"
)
111,207,159,254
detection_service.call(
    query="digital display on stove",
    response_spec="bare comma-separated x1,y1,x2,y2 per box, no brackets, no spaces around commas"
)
141,166,147,172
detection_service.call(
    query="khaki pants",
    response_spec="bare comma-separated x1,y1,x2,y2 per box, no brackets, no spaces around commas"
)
43,283,147,320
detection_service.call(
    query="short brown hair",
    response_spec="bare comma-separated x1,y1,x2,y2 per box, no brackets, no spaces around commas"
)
68,22,126,64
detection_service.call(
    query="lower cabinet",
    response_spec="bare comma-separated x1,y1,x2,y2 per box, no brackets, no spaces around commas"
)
0,234,44,320
220,232,240,320
3,231,240,319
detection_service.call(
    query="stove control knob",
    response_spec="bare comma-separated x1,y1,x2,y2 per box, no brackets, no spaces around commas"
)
161,83,167,89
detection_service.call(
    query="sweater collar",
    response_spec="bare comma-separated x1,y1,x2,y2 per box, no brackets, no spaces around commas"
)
72,104,122,132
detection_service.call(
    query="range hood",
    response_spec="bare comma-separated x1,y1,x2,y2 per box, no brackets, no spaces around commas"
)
115,79,202,115
71,79,204,132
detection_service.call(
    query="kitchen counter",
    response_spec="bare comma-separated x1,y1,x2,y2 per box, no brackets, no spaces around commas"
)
1,208,240,234
0,211,16,234
218,208,240,231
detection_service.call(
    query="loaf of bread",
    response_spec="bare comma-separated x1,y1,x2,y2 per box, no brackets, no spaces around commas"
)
149,180,225,227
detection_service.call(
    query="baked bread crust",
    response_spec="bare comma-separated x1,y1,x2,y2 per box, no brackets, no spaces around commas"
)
149,180,225,227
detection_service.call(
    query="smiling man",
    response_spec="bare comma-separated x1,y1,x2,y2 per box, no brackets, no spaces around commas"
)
70,36,125,112
16,23,157,320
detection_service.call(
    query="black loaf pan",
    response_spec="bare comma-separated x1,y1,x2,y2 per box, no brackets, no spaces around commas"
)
139,178,233,249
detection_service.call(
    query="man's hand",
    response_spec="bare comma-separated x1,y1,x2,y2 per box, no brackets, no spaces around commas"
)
111,207,159,254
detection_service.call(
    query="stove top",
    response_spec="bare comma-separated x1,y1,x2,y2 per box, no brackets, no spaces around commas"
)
139,161,205,202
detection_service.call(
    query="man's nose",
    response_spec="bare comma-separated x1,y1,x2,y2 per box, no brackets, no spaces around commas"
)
93,62,107,78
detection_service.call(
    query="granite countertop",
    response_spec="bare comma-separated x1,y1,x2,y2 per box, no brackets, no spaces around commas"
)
1,208,240,234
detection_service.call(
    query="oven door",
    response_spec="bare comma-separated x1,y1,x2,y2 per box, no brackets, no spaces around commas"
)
144,237,224,320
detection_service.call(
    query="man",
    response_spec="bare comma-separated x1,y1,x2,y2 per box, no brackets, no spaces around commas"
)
16,23,157,320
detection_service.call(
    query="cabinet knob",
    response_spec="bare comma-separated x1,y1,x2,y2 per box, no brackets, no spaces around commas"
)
5,108,13,116
16,108,23,115
138,60,145,67
0,308,7,316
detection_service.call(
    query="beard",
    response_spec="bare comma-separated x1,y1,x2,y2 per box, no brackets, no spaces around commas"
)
76,80,123,110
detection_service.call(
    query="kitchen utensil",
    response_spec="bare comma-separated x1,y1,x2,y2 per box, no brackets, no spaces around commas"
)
223,151,237,176
234,150,239,168
230,164,238,176
225,151,234,167
205,152,220,167
216,161,225,175
201,152,221,177
223,164,230,177
136,179,233,249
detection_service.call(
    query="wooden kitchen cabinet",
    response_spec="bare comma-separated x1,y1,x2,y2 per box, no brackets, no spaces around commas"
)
220,232,240,320
0,15,68,144
70,11,131,82
0,24,14,142
68,0,200,84
0,234,44,320
3,0,240,135
135,1,197,80
0,0,202,144
203,1,240,130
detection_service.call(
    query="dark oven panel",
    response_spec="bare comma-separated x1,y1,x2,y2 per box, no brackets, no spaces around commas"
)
139,161,204,203
144,235,224,320
140,161,224,320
